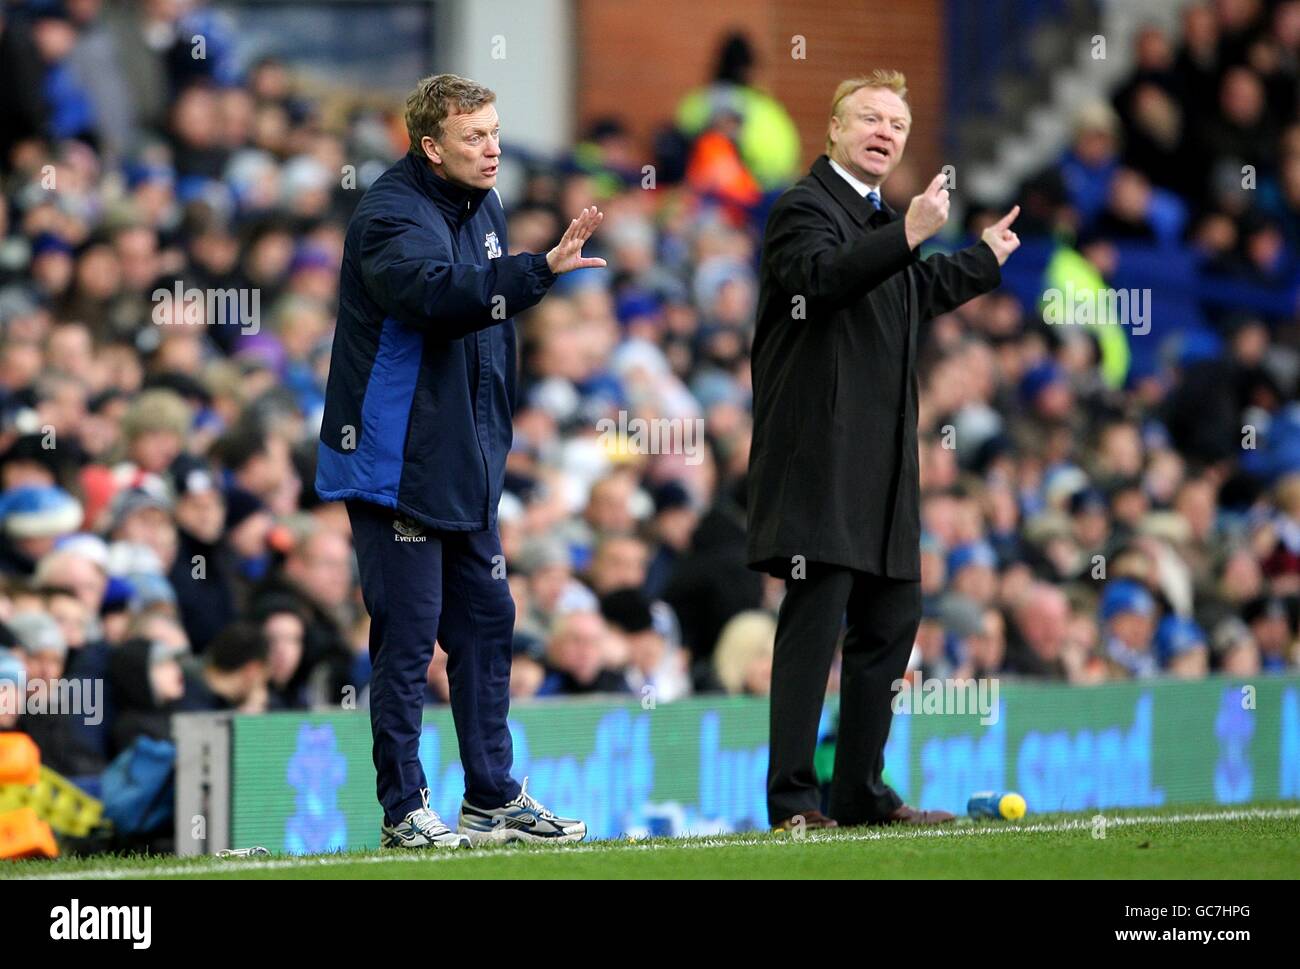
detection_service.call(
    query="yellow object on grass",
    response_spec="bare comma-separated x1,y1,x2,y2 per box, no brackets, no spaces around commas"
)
0,765,103,838
1000,792,1027,821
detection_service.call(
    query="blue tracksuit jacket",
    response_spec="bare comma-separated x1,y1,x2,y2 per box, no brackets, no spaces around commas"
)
316,151,557,529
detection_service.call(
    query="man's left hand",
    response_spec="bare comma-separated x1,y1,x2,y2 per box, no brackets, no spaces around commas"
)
547,206,607,274
981,205,1021,266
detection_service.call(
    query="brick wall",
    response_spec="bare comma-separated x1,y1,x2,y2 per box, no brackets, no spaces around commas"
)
575,0,947,182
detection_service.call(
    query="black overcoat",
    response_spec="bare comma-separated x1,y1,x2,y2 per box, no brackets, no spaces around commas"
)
746,154,1002,580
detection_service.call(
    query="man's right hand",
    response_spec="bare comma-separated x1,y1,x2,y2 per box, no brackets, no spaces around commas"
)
904,173,950,250
546,205,607,274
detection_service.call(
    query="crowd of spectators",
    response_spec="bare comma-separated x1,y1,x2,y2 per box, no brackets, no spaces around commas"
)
0,0,1298,794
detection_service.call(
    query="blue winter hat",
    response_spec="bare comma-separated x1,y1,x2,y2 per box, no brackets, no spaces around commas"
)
947,540,997,577
1100,579,1156,622
30,232,75,259
1156,614,1206,664
1068,487,1108,516
0,485,83,539
615,289,663,325
1019,360,1064,404
289,244,334,275
123,160,176,191
101,576,134,615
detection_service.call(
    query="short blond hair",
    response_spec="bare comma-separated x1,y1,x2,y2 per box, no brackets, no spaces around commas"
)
405,73,496,155
121,388,192,443
826,70,909,151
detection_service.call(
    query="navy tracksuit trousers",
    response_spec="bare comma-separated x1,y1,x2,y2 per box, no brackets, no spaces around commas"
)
347,499,522,824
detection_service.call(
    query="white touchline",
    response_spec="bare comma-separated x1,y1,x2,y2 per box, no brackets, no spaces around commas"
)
10,806,1299,881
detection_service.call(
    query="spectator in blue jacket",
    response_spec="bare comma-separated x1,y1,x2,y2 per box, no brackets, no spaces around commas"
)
1100,578,1160,678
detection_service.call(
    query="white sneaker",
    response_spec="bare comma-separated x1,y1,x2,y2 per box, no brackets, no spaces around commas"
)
457,776,587,845
380,788,471,849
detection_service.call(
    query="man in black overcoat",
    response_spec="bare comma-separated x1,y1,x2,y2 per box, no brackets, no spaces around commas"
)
747,71,1022,829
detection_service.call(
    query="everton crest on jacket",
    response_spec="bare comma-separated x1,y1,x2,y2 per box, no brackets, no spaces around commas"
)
316,151,556,530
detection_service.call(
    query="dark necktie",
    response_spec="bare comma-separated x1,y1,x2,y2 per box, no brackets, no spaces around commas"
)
866,190,882,213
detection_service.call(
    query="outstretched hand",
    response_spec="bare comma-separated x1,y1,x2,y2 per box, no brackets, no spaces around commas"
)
546,205,607,274
904,173,951,250
981,205,1021,266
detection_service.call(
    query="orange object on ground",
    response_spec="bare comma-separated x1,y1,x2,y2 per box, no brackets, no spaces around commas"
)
0,734,41,786
0,807,58,860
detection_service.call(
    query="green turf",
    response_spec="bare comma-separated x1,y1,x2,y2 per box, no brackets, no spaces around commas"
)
5,803,1298,879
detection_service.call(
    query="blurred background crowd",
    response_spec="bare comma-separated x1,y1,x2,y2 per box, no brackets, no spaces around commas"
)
0,0,1298,796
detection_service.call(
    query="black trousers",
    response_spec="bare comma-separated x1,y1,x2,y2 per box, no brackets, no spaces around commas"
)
767,562,920,825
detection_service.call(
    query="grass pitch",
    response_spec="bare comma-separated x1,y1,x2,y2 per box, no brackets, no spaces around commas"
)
5,804,1298,880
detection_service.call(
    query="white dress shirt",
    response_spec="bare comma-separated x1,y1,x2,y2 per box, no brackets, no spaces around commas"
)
828,156,881,199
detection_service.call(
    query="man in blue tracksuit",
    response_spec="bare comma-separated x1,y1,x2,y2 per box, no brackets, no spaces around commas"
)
316,74,603,848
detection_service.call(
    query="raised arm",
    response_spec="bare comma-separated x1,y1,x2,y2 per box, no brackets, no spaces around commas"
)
358,214,557,339
764,191,915,309
911,204,1020,320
